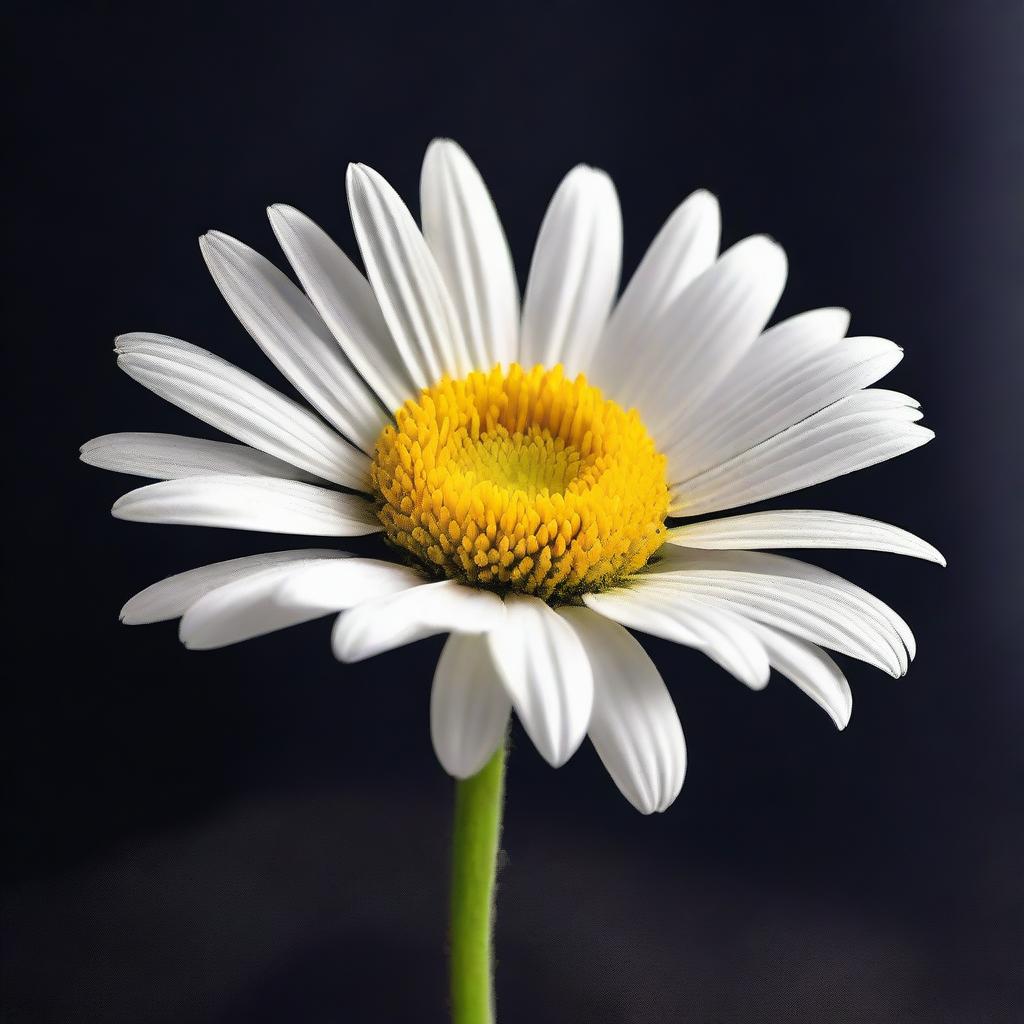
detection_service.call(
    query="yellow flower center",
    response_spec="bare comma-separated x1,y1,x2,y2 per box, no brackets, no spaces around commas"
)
371,363,669,602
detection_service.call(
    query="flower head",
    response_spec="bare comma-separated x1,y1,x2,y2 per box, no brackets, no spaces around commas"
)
82,139,942,813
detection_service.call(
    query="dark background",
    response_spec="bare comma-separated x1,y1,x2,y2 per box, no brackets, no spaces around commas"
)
4,2,1021,1021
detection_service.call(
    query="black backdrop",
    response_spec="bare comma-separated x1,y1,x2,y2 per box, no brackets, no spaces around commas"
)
4,3,1021,1022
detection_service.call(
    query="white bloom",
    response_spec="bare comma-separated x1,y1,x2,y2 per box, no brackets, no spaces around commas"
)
82,139,943,814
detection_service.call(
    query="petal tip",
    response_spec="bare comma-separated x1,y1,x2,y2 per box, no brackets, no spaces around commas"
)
564,163,607,190
750,233,787,259
199,230,241,261
266,203,299,230
657,787,683,814
542,747,571,769
689,188,721,218
330,630,359,664
425,136,460,159
197,231,219,254
725,235,788,282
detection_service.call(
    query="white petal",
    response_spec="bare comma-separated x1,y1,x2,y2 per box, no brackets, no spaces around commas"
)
744,621,853,729
111,475,380,536
179,556,359,650
430,632,512,778
420,139,519,370
639,548,913,676
609,236,788,444
664,335,904,483
518,166,622,375
120,549,347,624
347,162,471,385
559,606,685,814
115,333,370,490
843,389,922,412
332,580,504,663
268,203,416,412
583,588,770,690
757,306,851,348
176,556,417,651
667,510,945,565
670,391,934,517
80,432,318,482
274,557,425,612
486,594,594,767
592,189,719,387
744,549,916,661
200,231,387,451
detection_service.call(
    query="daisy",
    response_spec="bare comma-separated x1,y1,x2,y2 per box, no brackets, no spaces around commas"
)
83,139,942,1022
82,139,942,813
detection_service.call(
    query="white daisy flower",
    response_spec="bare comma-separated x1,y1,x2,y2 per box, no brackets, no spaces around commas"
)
82,139,943,815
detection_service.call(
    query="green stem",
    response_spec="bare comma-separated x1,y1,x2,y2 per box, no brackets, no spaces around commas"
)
449,739,507,1024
